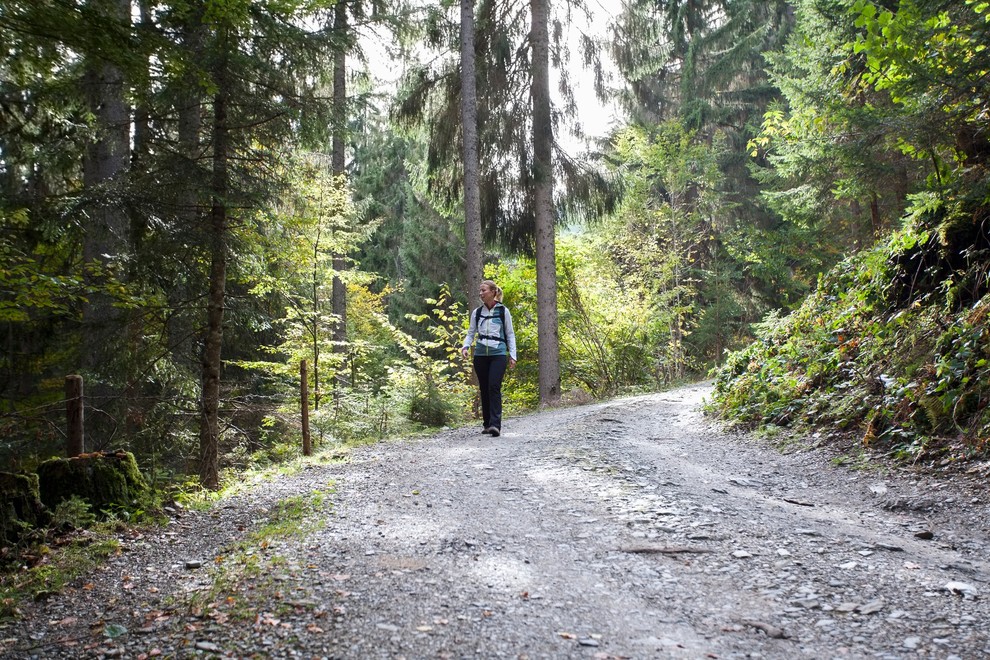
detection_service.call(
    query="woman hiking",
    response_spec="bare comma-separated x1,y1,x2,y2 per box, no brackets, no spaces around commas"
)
461,280,517,437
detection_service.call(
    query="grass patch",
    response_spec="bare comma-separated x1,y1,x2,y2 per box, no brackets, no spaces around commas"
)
174,443,351,511
0,527,121,620
181,487,334,621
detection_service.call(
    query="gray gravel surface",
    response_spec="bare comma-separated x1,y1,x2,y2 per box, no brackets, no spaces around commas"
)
3,382,989,659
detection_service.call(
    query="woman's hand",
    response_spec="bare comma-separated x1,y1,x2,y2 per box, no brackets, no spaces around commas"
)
461,347,470,359
509,358,516,369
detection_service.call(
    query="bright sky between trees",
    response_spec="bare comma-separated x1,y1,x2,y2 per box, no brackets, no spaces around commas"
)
361,1,623,156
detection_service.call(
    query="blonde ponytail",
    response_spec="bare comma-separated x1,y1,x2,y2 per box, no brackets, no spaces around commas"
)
481,279,503,302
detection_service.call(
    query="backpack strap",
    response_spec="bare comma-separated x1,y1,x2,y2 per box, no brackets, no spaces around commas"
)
497,305,507,345
475,304,508,347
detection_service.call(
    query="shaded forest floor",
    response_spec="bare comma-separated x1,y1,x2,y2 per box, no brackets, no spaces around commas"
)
3,382,989,658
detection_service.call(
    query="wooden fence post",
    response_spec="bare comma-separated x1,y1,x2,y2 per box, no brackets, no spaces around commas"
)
301,360,312,456
65,374,84,457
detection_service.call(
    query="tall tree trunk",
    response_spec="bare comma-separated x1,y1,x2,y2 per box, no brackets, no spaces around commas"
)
668,195,685,381
171,3,205,372
461,0,484,303
530,0,561,405
870,191,882,236
81,0,131,440
312,225,322,410
330,0,348,390
198,35,231,491
124,0,155,445
132,1,152,174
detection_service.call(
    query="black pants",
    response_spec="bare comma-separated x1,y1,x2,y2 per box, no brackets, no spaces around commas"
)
473,354,508,430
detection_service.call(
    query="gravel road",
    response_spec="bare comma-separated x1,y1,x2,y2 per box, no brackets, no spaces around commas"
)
4,382,989,659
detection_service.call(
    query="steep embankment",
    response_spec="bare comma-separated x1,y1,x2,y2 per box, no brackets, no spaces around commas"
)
711,216,990,469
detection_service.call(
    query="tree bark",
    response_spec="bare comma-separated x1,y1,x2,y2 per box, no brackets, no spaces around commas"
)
81,0,130,437
170,2,206,378
132,0,153,173
198,33,231,491
301,360,312,456
312,234,322,410
461,0,484,304
331,0,349,388
65,375,85,457
530,0,561,405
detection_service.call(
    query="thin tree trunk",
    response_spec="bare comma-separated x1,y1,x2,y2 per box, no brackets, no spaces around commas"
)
669,194,685,380
171,2,205,373
81,0,130,438
132,1,153,173
198,35,231,491
313,228,322,410
126,0,154,443
331,0,348,388
461,0,484,303
531,0,561,405
301,360,311,456
81,0,130,271
870,191,882,236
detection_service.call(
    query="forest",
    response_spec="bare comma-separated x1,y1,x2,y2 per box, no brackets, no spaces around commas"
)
1,0,988,505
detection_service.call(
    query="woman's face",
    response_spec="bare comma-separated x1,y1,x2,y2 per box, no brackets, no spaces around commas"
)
479,284,496,305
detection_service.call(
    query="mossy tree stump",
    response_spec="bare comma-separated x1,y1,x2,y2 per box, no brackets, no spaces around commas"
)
37,451,150,516
0,472,51,544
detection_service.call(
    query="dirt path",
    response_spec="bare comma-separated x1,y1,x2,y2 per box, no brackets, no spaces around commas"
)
5,382,989,659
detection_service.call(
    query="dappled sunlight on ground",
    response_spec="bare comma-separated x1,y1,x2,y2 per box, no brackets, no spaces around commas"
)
524,463,629,501
466,555,540,594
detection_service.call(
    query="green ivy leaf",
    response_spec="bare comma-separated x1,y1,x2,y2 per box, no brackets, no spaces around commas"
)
103,623,128,639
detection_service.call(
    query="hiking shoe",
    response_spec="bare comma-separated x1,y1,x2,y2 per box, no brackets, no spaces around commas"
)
482,427,494,435
489,427,500,437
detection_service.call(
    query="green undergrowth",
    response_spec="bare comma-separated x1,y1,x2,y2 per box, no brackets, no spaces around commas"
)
182,487,333,621
0,444,349,621
174,444,352,511
0,534,121,620
0,498,124,620
711,214,990,467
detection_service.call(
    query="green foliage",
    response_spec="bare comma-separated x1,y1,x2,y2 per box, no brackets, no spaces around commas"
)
612,0,798,313
311,387,398,443
351,111,467,333
714,0,990,465
394,1,619,256
756,0,989,245
407,381,456,427
0,0,346,483
605,121,753,373
50,496,97,531
0,530,120,620
235,153,374,415
395,285,474,427
0,213,84,323
487,239,686,402
556,239,658,395
712,218,990,462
